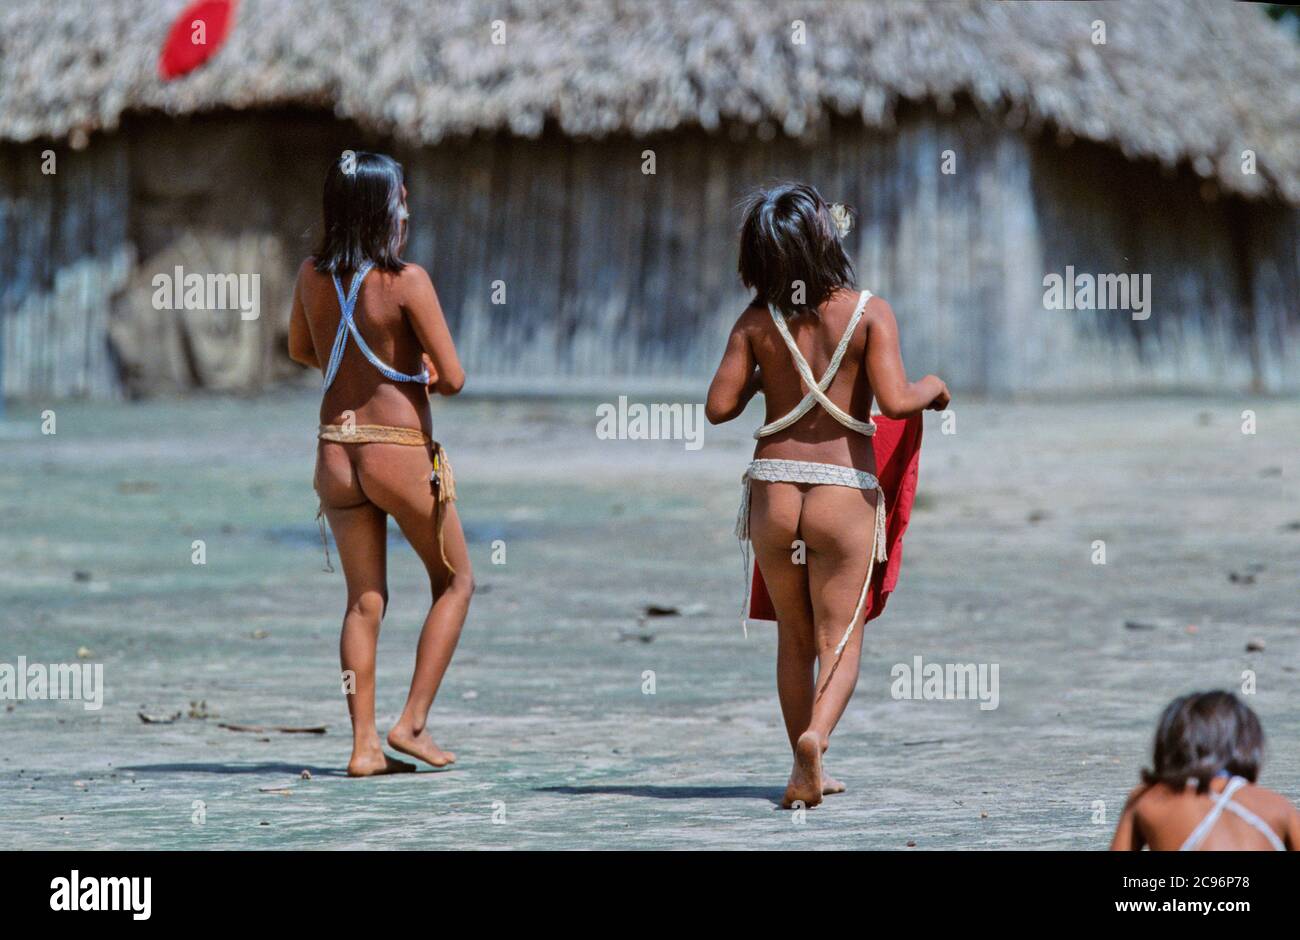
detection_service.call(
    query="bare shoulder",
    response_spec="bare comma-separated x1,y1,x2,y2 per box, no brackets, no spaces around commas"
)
296,257,319,284
864,293,895,322
1243,783,1298,819
733,302,768,334
397,261,433,287
1123,782,1156,813
389,261,432,302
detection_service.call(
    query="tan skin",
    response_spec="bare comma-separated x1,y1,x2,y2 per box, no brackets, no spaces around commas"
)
707,288,949,808
1111,778,1300,851
288,193,472,776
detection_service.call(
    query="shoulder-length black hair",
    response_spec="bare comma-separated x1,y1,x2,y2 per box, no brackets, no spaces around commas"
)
1142,691,1265,794
313,150,408,275
737,181,854,319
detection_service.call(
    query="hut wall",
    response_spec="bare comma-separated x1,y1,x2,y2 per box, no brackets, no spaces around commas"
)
406,109,1295,395
402,110,1038,393
1026,138,1299,392
1,107,1294,400
108,112,352,396
0,139,131,400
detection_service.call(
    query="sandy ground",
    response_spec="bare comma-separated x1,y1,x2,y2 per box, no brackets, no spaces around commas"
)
0,391,1296,850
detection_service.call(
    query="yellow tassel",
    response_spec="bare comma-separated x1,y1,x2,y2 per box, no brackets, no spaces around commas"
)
431,442,457,575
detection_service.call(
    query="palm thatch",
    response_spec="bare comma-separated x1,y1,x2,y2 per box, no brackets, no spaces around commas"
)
1,0,1297,201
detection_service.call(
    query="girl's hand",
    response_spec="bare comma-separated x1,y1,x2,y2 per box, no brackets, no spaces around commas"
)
422,353,439,390
926,378,951,411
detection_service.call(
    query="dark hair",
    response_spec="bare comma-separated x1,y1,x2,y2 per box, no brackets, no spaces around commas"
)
1142,691,1264,794
737,181,855,318
313,151,408,275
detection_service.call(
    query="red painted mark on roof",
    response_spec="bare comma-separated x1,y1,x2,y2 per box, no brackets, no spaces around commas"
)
159,0,238,80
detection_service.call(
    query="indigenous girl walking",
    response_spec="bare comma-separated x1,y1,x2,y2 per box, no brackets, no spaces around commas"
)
288,151,473,776
706,182,949,808
1111,691,1299,850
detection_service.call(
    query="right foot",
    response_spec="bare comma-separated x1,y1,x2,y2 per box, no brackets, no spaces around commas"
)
347,749,417,777
822,771,847,795
782,731,824,809
386,725,456,768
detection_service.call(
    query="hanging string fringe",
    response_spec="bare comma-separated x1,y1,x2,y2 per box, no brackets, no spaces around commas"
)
316,502,335,573
430,442,457,575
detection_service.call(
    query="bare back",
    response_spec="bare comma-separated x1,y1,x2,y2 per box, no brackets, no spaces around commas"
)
1121,779,1297,851
748,288,877,472
296,262,434,436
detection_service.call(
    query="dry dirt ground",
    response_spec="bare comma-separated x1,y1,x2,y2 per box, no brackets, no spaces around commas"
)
1,392,1296,849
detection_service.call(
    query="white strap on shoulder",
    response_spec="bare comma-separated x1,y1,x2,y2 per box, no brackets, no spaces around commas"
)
1179,776,1249,851
1221,786,1286,850
755,289,876,439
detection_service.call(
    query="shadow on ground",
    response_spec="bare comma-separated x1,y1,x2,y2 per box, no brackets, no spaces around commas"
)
120,762,351,778
537,784,782,805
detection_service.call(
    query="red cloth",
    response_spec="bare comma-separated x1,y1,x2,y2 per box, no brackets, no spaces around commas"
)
159,0,238,80
749,413,923,624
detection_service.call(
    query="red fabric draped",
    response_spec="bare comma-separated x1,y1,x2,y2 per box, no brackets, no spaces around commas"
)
748,413,923,625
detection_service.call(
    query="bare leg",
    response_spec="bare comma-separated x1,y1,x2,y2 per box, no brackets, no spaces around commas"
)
749,481,828,808
321,498,414,777
751,482,815,746
355,444,474,768
802,485,879,755
387,503,473,766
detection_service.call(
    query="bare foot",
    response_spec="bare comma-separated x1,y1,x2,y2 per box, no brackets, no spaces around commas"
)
347,748,416,777
818,737,845,794
387,725,456,768
782,731,824,809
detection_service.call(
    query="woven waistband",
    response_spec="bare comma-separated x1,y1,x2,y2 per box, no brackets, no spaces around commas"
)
743,457,880,491
318,424,430,445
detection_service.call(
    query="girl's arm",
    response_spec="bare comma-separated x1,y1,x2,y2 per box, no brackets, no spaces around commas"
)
401,264,465,396
706,313,760,424
1285,800,1300,851
865,297,949,418
287,265,319,369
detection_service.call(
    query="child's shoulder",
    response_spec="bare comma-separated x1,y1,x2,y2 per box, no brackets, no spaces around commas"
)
1238,781,1297,818
1123,782,1159,813
394,260,431,280
734,301,770,331
863,292,895,322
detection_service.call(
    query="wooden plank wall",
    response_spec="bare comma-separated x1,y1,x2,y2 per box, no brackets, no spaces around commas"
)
405,109,1296,394
1029,135,1300,393
1,107,1294,399
0,139,130,400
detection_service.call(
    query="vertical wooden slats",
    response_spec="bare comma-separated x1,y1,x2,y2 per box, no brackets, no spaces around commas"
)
1,111,1296,399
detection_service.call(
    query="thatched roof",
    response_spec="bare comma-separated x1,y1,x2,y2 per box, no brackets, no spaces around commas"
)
2,0,1298,201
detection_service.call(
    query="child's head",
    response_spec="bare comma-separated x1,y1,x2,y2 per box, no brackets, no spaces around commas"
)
737,182,854,318
314,150,409,275
1143,691,1264,794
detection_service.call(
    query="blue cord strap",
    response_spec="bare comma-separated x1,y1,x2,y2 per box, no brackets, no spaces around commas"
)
322,260,431,390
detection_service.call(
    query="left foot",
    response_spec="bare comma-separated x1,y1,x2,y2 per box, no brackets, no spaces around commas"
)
386,725,456,768
819,737,845,794
822,771,846,795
